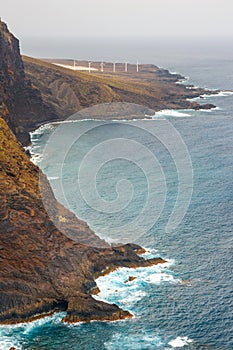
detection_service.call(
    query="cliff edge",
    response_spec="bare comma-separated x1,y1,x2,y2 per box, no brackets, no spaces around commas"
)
0,20,57,145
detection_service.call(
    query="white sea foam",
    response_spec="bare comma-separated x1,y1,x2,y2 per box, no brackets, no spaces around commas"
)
30,145,40,150
105,332,163,349
175,79,188,85
0,312,66,349
30,122,55,136
94,256,178,311
186,97,198,102
153,110,191,118
22,312,66,335
47,176,59,180
93,267,148,308
186,85,200,90
51,118,96,124
168,336,193,348
198,106,220,112
200,90,233,99
215,90,233,97
144,271,179,284
30,153,44,165
0,312,65,332
0,337,22,350
139,247,159,259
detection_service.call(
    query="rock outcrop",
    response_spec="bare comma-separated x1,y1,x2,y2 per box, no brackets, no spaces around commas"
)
0,20,57,145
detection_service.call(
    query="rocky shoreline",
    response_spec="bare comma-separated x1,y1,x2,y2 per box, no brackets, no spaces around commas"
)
0,19,216,327
0,113,167,325
23,56,217,127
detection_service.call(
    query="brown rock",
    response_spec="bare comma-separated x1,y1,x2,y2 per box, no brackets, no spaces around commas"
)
0,21,57,145
125,276,137,283
62,295,132,323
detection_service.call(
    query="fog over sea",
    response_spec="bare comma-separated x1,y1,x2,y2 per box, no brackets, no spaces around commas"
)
1,38,233,350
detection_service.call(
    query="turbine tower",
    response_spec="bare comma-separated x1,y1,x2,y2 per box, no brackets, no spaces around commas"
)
125,62,128,73
88,61,92,73
136,60,139,73
113,61,117,73
100,61,104,72
73,59,76,70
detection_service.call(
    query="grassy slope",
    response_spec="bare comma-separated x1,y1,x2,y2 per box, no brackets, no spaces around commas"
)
22,55,203,121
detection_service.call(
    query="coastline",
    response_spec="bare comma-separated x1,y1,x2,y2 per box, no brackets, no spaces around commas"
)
0,254,167,326
20,55,219,147
1,82,231,330
1,14,233,350
25,86,233,323
0,249,167,326
0,104,167,327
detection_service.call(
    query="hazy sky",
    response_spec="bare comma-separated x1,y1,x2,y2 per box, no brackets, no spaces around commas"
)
1,0,233,39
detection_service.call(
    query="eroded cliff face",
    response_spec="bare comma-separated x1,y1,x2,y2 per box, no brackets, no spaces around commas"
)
0,117,165,324
0,20,57,145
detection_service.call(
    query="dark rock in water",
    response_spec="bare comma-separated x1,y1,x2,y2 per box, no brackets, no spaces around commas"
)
125,276,137,283
24,148,31,158
0,117,166,324
90,286,101,295
122,243,146,255
193,103,216,110
62,295,133,323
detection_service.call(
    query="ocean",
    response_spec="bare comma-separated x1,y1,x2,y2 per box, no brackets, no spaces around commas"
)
1,38,233,349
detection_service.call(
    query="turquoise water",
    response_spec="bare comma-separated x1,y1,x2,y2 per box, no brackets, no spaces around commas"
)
1,56,233,349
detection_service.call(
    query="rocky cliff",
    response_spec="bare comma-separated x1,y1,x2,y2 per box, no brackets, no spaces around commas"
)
0,116,165,324
0,20,57,145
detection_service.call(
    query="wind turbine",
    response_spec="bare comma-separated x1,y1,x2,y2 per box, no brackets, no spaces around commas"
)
100,61,104,72
113,61,117,73
136,59,139,73
88,61,92,73
125,62,128,73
